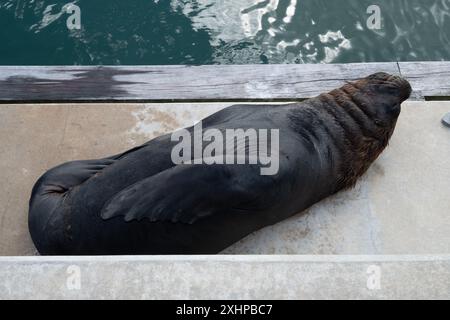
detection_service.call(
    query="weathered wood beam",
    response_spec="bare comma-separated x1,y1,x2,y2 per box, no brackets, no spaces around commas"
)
0,62,448,102
398,61,450,100
0,63,398,102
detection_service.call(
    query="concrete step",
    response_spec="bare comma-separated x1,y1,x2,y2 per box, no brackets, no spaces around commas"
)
0,255,449,299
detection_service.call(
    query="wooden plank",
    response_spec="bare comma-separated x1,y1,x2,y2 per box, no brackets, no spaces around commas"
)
398,61,450,99
0,63,399,102
1,62,448,102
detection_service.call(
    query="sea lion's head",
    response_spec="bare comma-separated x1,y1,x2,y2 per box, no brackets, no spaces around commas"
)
349,72,412,131
352,72,411,125
335,72,412,142
320,72,412,189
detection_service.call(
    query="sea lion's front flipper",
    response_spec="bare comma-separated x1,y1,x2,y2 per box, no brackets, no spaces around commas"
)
101,161,286,224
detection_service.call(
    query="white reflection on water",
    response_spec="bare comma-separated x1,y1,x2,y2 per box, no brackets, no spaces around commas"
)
30,4,65,32
172,0,352,63
283,0,297,23
2,0,449,64
171,0,272,43
26,1,82,34
319,31,352,63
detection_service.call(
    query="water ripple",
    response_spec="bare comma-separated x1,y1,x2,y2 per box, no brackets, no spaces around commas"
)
0,0,449,64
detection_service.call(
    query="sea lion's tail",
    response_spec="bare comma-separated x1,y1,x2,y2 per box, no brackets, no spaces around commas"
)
28,158,115,254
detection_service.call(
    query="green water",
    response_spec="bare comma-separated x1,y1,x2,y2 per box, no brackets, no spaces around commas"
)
1,0,449,65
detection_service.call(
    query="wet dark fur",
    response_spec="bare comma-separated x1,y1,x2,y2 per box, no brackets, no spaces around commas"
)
28,72,412,255
289,74,408,191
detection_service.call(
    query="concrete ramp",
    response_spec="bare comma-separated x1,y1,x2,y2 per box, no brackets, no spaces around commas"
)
0,101,449,256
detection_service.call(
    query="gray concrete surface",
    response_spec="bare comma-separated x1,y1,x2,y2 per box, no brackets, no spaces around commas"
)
0,255,449,299
0,102,449,256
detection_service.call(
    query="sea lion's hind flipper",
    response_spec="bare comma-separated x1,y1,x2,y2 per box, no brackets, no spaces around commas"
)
31,158,116,199
35,140,156,196
29,158,116,255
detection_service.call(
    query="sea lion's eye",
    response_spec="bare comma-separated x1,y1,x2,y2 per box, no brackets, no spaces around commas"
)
384,85,400,95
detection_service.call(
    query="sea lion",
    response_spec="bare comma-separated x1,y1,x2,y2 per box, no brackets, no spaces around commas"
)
28,72,412,255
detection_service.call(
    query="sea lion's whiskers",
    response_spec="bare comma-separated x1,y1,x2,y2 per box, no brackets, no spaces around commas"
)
329,90,379,140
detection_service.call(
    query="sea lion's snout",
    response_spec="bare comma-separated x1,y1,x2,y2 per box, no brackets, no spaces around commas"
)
366,72,412,103
391,75,412,102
